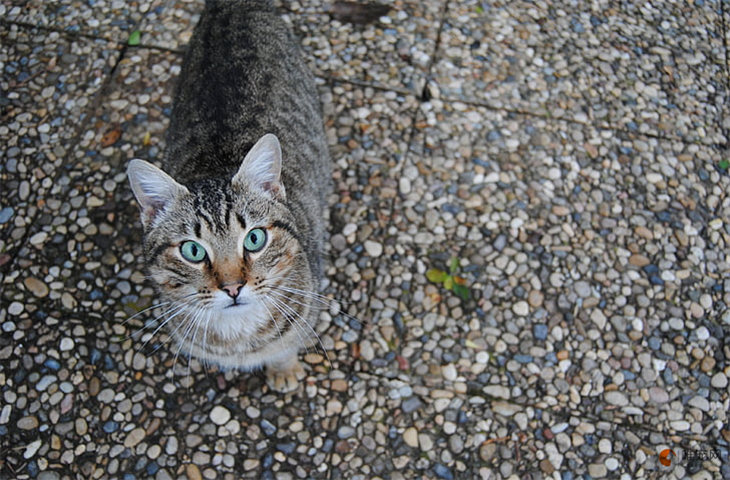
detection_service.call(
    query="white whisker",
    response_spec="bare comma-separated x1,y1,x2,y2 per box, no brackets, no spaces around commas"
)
265,290,332,367
186,306,205,380
270,284,364,328
201,305,212,370
265,296,311,355
260,299,285,347
172,303,205,377
136,302,191,351
121,301,172,327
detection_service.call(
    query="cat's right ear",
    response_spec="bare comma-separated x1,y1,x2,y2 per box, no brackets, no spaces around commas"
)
127,159,188,228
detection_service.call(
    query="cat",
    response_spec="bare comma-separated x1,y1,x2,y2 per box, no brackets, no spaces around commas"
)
126,0,331,392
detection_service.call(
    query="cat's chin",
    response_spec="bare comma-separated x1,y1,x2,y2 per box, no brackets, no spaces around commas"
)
212,302,268,340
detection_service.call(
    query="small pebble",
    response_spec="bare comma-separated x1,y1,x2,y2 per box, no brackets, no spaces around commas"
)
605,391,628,407
210,406,231,426
363,240,383,257
403,427,418,447
711,373,728,389
512,301,529,316
124,428,146,448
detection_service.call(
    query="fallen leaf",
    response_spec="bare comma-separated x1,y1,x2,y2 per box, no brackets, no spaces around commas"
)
482,436,510,445
584,142,598,159
101,128,122,147
426,269,447,283
449,257,460,274
128,30,141,46
453,284,470,301
143,131,151,146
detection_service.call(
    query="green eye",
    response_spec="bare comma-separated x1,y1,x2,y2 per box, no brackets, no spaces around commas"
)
180,240,207,262
244,228,267,252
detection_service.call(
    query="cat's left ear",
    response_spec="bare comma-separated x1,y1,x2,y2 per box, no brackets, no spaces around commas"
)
233,134,286,200
127,159,188,229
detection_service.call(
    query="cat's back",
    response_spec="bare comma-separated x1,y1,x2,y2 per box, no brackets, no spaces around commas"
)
165,0,329,193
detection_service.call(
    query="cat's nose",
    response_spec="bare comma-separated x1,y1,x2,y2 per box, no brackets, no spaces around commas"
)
221,283,244,298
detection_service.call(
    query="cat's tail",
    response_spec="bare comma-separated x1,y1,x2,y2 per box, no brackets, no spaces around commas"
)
205,0,275,10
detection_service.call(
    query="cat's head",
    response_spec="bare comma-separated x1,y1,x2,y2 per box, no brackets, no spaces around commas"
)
127,134,312,362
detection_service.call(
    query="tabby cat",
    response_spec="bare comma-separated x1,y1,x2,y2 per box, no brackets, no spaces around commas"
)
127,0,330,392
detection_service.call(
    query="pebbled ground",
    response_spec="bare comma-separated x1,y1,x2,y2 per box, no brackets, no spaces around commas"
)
1,0,729,479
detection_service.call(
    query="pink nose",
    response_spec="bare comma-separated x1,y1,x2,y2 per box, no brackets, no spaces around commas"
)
221,283,243,298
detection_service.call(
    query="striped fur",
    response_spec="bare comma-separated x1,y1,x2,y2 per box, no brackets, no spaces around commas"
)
127,0,330,391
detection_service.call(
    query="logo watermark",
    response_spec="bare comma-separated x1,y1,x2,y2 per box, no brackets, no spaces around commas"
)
658,449,676,467
658,447,723,468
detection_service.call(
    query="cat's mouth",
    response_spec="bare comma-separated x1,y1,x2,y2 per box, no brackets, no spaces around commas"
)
224,301,248,309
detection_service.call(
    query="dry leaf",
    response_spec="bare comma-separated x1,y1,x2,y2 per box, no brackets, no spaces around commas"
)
101,128,122,147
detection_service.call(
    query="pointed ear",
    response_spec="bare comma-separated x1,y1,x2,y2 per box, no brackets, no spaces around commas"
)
233,134,286,199
127,159,188,228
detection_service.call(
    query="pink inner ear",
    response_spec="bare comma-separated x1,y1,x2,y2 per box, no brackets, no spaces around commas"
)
139,192,177,228
262,180,285,199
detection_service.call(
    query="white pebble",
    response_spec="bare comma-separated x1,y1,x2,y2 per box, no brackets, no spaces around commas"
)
363,240,383,257
59,337,74,351
442,364,457,381
605,391,628,406
29,232,48,245
399,177,411,195
475,351,490,364
483,385,510,399
695,326,710,341
342,223,357,236
710,373,727,388
8,302,24,316
670,420,690,431
699,294,712,310
110,99,128,109
598,438,612,454
210,406,231,426
591,309,607,329
688,396,709,412
645,172,663,183
512,301,529,316
24,439,42,459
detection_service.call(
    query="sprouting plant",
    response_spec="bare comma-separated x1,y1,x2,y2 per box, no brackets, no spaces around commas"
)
128,30,141,46
426,256,471,301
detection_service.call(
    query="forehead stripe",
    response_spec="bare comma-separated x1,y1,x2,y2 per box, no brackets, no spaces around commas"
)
195,207,217,232
149,243,168,264
271,220,297,239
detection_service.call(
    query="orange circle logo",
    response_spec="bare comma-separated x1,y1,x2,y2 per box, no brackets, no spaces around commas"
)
659,449,676,467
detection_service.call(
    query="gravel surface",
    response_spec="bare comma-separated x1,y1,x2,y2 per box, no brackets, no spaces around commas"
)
1,0,729,479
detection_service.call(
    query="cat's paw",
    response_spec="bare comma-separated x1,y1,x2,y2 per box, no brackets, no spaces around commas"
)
265,360,305,393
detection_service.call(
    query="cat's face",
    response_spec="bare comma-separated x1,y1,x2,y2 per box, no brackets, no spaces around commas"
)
127,135,313,364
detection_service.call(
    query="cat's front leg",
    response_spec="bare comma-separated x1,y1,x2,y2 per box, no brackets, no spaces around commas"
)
265,351,305,393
